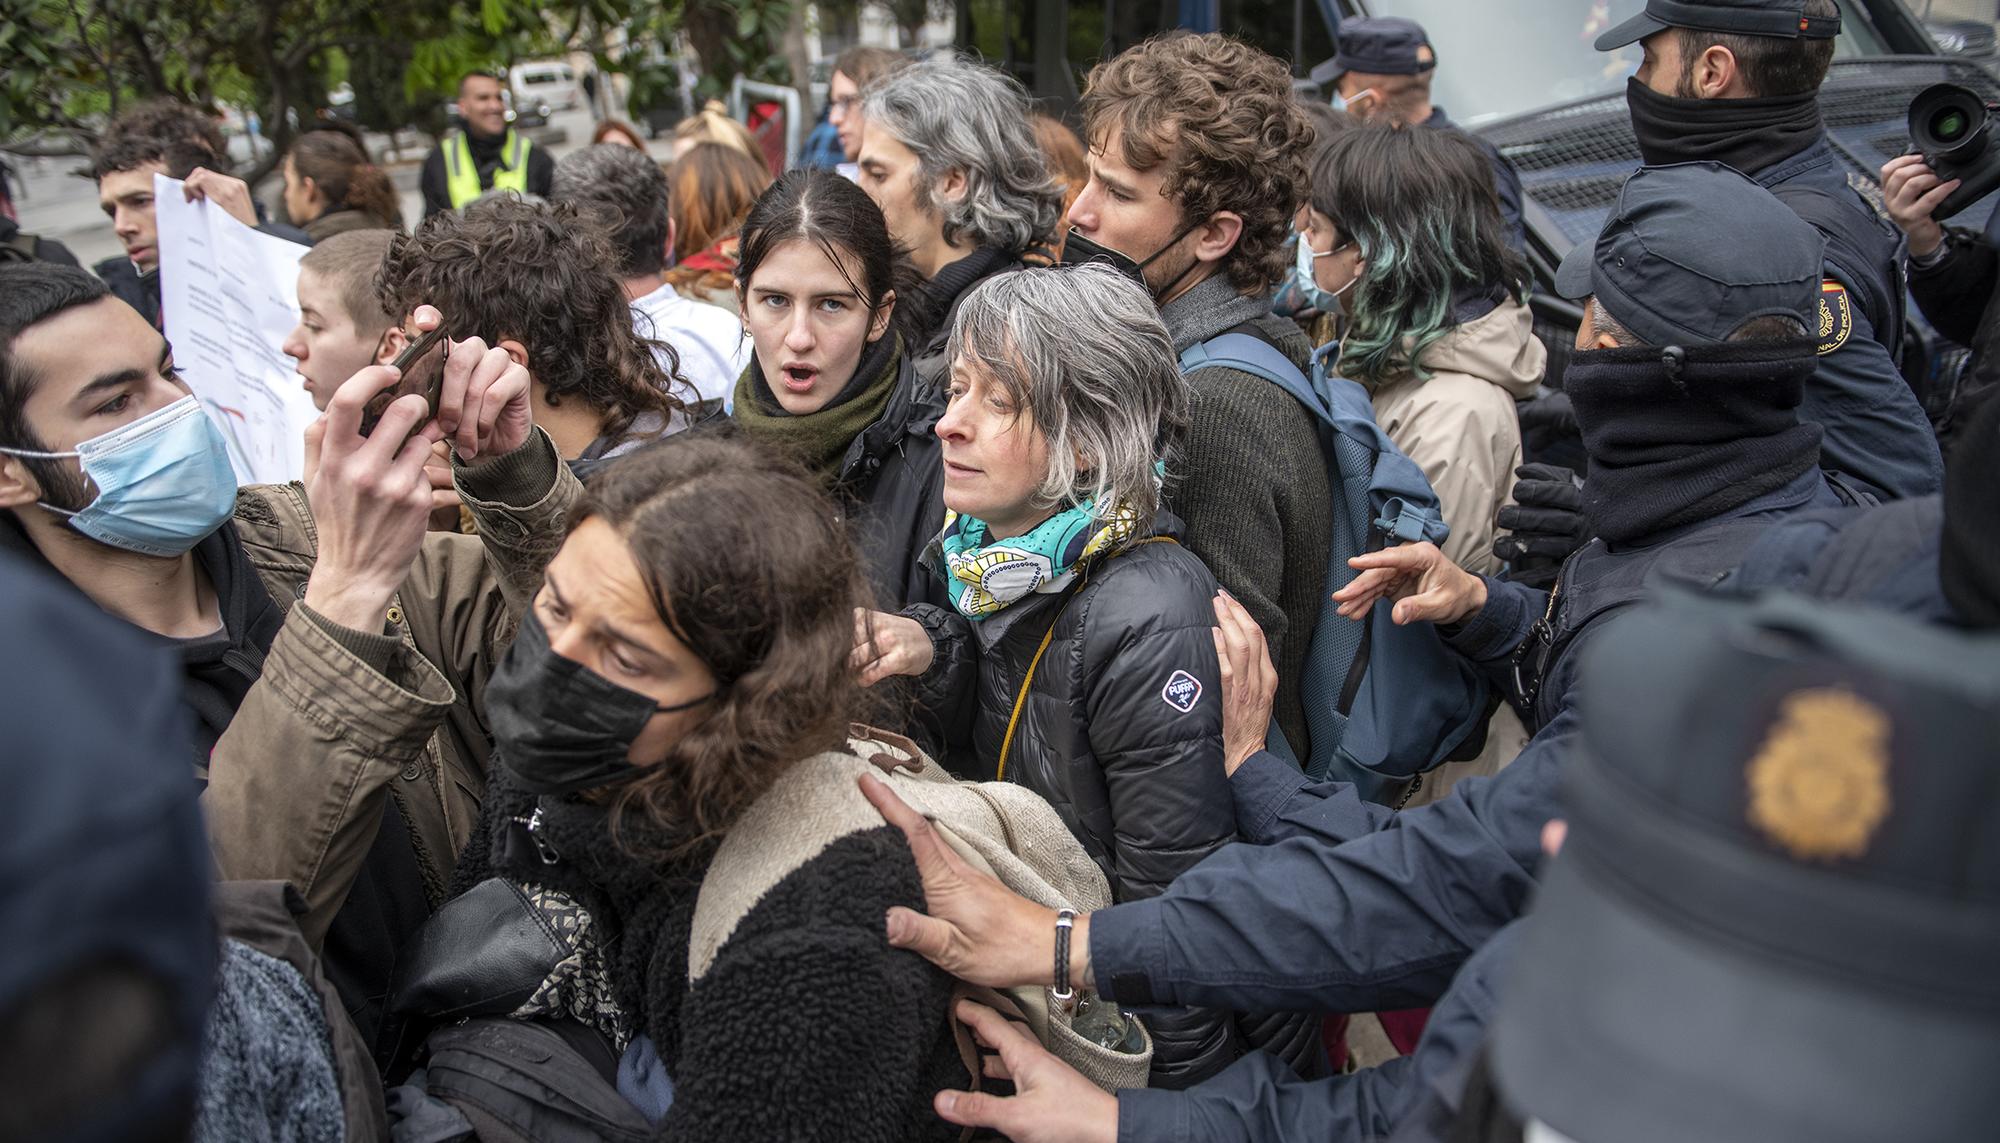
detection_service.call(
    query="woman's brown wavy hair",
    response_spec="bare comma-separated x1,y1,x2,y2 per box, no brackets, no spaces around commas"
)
573,436,876,858
378,196,691,442
1078,32,1312,294
288,129,405,231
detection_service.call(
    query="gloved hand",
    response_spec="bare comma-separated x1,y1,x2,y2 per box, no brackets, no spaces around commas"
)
1517,388,1583,470
1493,463,1588,590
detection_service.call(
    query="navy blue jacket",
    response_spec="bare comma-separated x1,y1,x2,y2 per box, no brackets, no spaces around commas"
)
1752,136,1942,500
1101,470,1840,1143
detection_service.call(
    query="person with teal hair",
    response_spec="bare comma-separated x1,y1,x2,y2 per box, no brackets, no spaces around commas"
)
1298,121,1544,579
1297,121,1546,808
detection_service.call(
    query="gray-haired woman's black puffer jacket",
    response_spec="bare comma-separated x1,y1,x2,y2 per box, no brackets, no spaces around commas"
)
905,513,1323,1089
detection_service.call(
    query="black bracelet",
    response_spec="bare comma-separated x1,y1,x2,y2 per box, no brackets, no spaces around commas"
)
1052,909,1077,1003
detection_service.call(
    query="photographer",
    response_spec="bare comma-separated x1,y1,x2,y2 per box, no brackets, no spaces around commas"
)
1883,151,2000,457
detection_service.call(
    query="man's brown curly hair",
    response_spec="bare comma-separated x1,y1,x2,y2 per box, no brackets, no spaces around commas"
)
1079,32,1313,295
377,196,690,444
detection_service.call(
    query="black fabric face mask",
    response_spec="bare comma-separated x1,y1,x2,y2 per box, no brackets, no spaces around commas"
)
1058,222,1202,298
1623,76,1822,175
487,610,714,795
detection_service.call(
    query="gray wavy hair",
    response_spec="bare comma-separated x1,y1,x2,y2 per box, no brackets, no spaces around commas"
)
862,56,1064,256
947,263,1189,522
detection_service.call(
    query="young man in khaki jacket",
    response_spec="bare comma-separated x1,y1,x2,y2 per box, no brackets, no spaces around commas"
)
0,263,583,1050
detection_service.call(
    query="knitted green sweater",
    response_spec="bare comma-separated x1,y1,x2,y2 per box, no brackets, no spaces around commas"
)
1161,275,1333,759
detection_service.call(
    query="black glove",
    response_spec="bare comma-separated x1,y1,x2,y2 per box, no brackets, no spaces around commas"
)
1516,388,1586,471
1493,463,1588,589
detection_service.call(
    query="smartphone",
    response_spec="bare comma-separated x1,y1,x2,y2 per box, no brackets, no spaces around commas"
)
361,326,448,436
390,325,449,412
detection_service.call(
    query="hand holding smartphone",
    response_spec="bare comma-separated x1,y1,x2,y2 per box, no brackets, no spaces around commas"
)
360,322,448,438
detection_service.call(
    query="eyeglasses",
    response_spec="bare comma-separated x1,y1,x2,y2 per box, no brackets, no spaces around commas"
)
831,95,862,113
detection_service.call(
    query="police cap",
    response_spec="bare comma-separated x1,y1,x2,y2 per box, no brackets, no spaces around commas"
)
1596,0,1841,51
1494,591,2000,1143
1311,17,1435,87
1555,161,1823,347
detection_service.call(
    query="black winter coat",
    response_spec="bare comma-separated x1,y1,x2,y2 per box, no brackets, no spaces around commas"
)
833,351,948,611
449,763,967,1142
1907,226,2000,458
909,247,1024,391
909,516,1320,1087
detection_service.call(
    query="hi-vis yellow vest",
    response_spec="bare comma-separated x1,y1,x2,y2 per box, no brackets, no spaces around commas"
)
443,129,531,208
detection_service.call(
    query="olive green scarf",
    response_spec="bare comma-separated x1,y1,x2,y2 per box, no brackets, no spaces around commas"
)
730,333,902,480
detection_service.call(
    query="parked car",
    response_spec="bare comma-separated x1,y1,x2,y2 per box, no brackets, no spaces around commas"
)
511,60,583,113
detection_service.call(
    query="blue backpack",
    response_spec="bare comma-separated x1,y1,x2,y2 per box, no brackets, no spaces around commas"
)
1178,333,1492,801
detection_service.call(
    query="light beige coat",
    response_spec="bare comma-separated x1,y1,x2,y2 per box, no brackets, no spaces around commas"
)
1354,299,1546,577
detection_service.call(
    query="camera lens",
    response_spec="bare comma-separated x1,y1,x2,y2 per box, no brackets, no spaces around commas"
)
1912,83,1991,161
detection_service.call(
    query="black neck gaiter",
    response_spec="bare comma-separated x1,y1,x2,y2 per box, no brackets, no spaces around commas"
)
1567,340,1823,543
1625,77,1823,175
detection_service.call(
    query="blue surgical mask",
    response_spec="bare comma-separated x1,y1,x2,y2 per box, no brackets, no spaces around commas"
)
1294,232,1360,314
0,395,237,557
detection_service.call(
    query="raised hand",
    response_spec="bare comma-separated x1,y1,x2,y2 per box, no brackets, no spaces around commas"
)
302,361,446,631
1334,541,1487,627
407,305,533,462
1881,153,1958,259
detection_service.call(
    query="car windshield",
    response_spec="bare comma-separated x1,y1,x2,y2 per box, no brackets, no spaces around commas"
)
1376,0,1893,125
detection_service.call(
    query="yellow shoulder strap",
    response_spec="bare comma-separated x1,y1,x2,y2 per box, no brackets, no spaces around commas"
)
994,537,1177,783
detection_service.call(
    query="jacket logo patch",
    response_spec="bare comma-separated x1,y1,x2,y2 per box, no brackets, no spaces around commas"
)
1161,670,1203,713
1816,280,1852,356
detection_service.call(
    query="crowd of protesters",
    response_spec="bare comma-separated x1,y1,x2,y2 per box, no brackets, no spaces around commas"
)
1,1,1996,1140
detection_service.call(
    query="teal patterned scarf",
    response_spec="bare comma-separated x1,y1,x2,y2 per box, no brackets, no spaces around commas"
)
932,498,1145,620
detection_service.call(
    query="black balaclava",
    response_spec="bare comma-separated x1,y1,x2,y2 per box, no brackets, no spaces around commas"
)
1566,338,1823,543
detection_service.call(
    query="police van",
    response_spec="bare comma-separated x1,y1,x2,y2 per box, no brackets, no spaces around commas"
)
1347,0,1998,437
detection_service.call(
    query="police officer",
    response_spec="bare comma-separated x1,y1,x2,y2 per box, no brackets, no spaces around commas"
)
850,164,1865,1143
419,71,556,219
1310,17,1528,258
1595,0,1942,500
1487,592,2000,1143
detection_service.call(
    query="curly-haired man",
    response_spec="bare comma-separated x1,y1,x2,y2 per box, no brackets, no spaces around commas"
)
1064,32,1332,789
378,195,693,461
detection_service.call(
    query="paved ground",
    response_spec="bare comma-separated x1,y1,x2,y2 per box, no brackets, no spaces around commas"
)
7,103,677,269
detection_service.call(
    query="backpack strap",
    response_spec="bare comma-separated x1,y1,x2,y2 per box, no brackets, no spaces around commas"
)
994,536,1177,782
1178,332,1321,411
1184,333,1450,545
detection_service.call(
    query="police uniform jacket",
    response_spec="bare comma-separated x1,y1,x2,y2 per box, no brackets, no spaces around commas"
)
1098,467,1843,1142
1752,134,1944,499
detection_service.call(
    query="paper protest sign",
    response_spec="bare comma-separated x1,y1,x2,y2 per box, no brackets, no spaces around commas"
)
155,174,320,485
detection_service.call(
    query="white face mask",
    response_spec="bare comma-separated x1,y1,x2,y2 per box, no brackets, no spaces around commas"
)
1526,1119,1586,1143
1332,86,1381,116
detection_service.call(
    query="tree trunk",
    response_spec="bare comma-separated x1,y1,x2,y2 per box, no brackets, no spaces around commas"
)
681,1,736,97
782,3,812,119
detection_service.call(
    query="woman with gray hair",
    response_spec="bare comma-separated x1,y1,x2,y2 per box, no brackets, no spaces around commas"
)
856,263,1314,1088
857,55,1064,388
